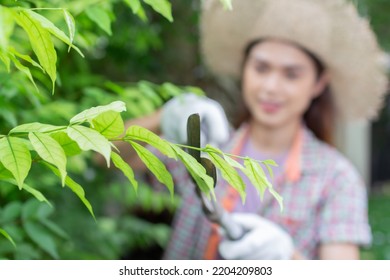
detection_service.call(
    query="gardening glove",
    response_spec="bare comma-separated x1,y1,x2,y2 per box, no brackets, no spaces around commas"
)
218,213,294,260
161,93,229,146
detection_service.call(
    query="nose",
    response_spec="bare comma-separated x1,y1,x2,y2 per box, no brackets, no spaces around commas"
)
262,73,280,95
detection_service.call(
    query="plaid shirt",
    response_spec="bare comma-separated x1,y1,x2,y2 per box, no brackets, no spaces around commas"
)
151,124,371,259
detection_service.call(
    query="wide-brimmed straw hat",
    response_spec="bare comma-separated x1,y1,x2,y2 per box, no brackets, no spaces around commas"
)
201,0,388,120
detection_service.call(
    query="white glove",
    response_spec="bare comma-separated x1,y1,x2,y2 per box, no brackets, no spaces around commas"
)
219,213,294,260
161,93,229,146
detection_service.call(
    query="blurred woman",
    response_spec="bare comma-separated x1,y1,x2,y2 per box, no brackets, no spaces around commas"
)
121,0,388,259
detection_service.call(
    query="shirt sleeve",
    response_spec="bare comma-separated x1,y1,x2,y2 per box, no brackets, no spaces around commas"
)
317,157,372,247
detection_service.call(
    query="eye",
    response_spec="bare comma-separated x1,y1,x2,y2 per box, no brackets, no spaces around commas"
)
254,63,268,73
285,70,299,80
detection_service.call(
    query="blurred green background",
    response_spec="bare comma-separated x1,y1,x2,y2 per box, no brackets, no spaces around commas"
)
0,0,389,259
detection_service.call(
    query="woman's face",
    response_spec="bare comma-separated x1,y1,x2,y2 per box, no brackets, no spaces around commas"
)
242,40,327,129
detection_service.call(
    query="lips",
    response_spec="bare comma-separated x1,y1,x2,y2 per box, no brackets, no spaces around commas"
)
259,101,282,113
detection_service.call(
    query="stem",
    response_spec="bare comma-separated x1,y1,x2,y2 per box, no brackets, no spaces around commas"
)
8,126,67,137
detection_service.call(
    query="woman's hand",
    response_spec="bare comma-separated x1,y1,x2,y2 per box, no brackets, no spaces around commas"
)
218,213,294,260
161,93,230,147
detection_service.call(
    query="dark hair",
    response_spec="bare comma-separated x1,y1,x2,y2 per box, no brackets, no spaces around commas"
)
234,39,335,145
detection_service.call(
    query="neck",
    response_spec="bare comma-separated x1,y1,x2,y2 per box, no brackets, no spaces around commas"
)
248,119,301,156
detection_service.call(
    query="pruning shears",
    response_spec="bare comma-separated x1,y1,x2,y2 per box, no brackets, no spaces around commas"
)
186,113,246,240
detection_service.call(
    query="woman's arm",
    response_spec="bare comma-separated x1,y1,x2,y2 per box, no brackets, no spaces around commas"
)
318,243,360,259
292,243,360,259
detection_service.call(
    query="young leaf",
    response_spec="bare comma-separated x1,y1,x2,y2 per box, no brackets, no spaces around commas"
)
10,122,64,134
0,136,31,189
14,10,57,93
219,0,233,10
111,152,138,193
268,188,284,212
70,101,126,124
0,162,14,179
2,178,52,207
124,0,147,21
45,164,95,218
23,10,83,57
28,132,67,186
170,144,214,197
63,9,75,52
143,0,173,22
67,125,111,166
22,183,52,207
206,145,246,202
50,131,81,156
223,154,244,169
0,50,11,71
92,111,124,139
126,125,176,159
8,53,38,91
242,158,283,211
8,47,43,70
129,141,174,198
0,228,16,248
85,6,112,35
243,158,269,201
0,6,15,51
262,159,278,179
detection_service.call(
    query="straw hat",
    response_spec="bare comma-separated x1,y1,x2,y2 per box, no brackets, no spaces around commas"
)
201,0,388,120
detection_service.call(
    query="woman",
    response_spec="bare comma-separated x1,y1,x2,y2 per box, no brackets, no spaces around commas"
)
122,0,388,259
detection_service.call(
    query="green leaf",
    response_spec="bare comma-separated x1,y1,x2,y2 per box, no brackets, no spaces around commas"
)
40,219,68,240
0,50,10,71
8,47,43,70
170,144,214,197
8,53,38,91
242,158,270,201
14,10,57,93
67,125,111,166
243,158,283,211
223,154,244,169
0,6,14,51
143,0,173,22
64,175,95,218
262,159,278,166
0,162,14,180
129,141,174,198
0,137,31,189
124,0,147,21
50,131,81,156
2,178,52,207
45,164,95,218
219,0,233,10
92,111,124,139
23,221,58,259
263,162,274,179
28,132,67,186
126,125,176,159
70,101,126,124
111,152,138,192
23,10,83,57
205,145,246,202
85,6,112,35
63,9,75,52
0,201,21,224
10,122,64,135
22,183,52,207
138,81,163,107
0,228,16,248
